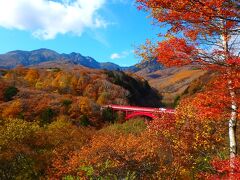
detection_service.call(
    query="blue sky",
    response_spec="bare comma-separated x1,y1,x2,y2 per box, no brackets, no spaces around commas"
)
0,0,162,66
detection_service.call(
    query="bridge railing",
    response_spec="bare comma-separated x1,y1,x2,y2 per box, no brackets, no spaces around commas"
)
102,104,175,114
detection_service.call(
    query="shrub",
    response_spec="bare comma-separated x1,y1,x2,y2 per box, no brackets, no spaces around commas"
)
101,107,118,123
79,115,91,127
173,95,180,107
62,99,72,107
40,108,55,126
0,70,8,76
3,86,19,101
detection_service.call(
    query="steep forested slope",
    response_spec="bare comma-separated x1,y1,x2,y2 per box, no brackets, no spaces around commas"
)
0,66,161,127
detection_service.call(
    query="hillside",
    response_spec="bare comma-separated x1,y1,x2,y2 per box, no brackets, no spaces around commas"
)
137,65,207,106
0,66,162,127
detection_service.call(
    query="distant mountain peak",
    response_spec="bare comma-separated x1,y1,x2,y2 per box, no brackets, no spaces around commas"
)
6,50,29,54
32,48,57,52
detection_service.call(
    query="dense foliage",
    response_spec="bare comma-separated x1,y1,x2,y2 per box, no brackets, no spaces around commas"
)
1,78,239,179
0,67,159,127
0,66,239,179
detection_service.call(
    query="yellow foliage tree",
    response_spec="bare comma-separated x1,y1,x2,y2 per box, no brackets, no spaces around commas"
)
96,92,109,105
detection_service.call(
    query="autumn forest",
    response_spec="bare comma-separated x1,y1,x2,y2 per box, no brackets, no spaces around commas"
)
0,0,240,179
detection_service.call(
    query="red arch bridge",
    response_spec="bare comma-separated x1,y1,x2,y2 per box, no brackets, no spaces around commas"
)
102,105,175,120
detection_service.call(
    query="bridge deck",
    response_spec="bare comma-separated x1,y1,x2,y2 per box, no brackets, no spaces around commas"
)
104,105,175,114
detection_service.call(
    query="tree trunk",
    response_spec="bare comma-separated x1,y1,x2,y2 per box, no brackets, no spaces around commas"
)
228,79,237,175
221,25,238,174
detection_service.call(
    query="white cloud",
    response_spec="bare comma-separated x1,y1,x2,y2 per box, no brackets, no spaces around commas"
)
110,53,121,59
0,0,107,40
110,50,132,60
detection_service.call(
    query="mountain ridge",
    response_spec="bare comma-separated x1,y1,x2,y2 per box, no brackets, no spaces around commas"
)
0,48,163,73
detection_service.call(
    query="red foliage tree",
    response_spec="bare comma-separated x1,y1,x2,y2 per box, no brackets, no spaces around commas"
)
136,0,240,171
200,157,240,179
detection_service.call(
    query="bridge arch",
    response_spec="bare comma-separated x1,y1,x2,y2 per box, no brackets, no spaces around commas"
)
125,112,158,120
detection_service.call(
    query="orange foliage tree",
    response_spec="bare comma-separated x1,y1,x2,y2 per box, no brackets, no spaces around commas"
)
2,100,23,119
136,0,240,173
33,117,94,178
0,116,94,179
49,128,171,179
24,69,39,84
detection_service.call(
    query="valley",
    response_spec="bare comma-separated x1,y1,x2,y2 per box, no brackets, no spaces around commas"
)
0,49,207,107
